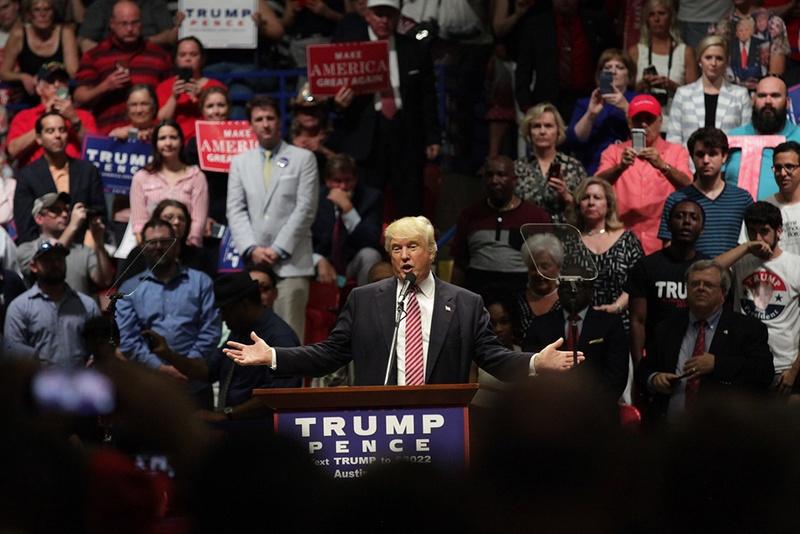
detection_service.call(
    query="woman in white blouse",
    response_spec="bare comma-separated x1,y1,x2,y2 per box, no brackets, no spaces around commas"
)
667,34,752,146
628,0,697,127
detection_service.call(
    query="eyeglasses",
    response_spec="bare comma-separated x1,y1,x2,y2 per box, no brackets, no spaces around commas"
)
44,205,68,216
772,164,799,174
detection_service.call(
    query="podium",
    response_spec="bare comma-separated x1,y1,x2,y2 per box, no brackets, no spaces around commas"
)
253,384,478,478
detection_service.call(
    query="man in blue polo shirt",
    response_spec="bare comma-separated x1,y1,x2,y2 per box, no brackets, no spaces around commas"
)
659,127,753,257
724,75,800,200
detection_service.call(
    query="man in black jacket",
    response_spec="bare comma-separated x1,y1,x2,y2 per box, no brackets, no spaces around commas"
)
330,0,440,218
13,112,106,243
636,260,774,424
312,153,383,286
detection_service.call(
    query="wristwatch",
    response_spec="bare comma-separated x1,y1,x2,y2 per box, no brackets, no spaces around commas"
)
223,406,234,420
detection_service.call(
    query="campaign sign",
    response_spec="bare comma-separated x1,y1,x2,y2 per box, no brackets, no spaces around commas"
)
82,135,153,195
275,407,468,479
195,120,258,173
179,0,257,49
306,41,390,96
217,227,243,273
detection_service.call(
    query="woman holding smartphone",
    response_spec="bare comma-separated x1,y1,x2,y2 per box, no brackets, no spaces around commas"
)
0,0,79,96
130,119,209,247
108,84,159,142
515,102,586,222
628,0,696,129
156,36,225,140
566,49,638,175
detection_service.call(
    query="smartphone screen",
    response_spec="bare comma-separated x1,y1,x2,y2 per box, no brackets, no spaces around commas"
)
178,67,193,82
599,71,614,94
631,128,646,152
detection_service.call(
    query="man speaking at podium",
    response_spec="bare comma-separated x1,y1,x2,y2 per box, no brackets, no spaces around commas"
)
224,216,582,385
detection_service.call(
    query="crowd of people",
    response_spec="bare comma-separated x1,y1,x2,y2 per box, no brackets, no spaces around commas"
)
4,0,800,530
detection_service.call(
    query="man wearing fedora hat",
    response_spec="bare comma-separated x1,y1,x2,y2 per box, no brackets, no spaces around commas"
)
142,271,301,422
330,0,440,218
4,240,100,367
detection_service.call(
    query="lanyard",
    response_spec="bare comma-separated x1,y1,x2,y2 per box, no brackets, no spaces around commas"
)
648,38,675,79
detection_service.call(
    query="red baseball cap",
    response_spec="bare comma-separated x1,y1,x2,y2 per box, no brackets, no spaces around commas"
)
627,94,662,119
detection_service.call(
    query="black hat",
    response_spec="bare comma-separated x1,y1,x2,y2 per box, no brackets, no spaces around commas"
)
36,62,70,84
214,272,259,308
32,240,70,261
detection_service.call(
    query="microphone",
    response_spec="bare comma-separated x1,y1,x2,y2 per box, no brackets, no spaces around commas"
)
399,273,417,303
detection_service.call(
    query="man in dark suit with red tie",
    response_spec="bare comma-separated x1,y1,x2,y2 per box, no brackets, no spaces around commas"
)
224,216,583,385
636,260,773,424
522,277,629,403
330,0,440,218
311,154,383,287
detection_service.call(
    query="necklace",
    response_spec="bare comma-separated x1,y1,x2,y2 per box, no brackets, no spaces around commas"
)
585,228,606,237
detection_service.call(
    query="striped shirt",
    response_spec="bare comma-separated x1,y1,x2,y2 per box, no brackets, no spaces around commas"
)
75,36,171,133
658,182,754,258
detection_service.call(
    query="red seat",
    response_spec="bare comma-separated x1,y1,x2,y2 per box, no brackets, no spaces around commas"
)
304,281,341,345
619,403,642,429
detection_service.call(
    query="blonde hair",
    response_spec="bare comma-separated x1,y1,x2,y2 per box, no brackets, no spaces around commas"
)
696,34,728,59
569,177,624,231
520,102,567,147
384,216,438,255
638,0,682,45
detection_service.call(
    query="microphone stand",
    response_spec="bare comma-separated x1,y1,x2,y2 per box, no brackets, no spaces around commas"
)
560,278,580,367
383,297,406,386
383,275,415,385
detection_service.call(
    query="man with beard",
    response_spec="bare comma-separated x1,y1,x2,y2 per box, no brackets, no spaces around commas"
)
115,219,221,408
715,202,800,398
629,199,707,366
724,75,800,200
659,127,753,258
4,241,99,367
450,155,549,297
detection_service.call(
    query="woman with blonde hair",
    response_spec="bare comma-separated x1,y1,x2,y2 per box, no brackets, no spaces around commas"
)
515,102,586,222
628,0,697,127
666,34,752,145
570,177,643,330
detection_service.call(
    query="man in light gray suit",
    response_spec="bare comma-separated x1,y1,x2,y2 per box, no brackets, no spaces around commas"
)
227,95,319,341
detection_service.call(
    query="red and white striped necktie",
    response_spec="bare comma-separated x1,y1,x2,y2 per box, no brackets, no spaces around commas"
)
404,287,424,385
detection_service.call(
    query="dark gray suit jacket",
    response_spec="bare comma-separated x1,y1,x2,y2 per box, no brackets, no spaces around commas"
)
636,308,774,422
276,277,531,385
14,157,106,242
